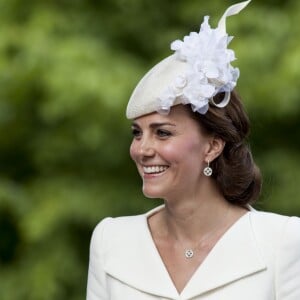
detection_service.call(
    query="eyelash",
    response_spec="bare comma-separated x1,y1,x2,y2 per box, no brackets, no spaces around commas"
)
131,128,141,137
131,128,172,139
156,129,171,138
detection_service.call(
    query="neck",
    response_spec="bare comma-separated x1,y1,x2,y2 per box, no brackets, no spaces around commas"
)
158,180,246,244
164,198,229,241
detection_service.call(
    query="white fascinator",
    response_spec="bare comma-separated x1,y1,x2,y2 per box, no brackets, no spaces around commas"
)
126,1,251,119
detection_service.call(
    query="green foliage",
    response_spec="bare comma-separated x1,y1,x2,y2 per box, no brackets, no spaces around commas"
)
0,0,299,299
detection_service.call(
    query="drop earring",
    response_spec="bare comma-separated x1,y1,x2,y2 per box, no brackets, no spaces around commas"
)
203,161,212,176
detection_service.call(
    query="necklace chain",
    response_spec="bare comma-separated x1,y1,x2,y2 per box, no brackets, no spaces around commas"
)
176,207,231,259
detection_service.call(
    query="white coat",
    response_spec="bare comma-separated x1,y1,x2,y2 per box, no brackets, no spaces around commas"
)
86,206,300,300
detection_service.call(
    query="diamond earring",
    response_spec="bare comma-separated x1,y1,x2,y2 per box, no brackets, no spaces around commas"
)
203,161,212,176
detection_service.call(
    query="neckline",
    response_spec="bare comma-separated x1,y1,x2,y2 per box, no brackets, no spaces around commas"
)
143,205,252,296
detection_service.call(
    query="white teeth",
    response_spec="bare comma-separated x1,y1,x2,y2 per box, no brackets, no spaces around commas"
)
143,166,168,174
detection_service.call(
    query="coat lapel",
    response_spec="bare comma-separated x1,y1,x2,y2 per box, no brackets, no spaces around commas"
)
102,208,179,298
103,209,266,299
181,212,266,299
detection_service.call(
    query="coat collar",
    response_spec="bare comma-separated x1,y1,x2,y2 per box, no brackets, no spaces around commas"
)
103,207,266,299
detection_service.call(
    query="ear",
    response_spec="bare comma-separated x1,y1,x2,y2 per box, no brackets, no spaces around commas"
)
205,136,225,162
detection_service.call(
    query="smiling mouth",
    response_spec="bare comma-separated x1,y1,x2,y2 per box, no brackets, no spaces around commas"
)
143,165,169,174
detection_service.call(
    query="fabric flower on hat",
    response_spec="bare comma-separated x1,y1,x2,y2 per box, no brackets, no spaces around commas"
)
158,15,240,115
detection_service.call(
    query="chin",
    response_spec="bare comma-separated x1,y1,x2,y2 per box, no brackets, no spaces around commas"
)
142,185,166,199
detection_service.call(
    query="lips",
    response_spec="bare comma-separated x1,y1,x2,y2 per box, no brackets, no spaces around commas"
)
143,165,169,174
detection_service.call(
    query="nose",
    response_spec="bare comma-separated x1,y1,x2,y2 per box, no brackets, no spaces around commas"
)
138,137,155,157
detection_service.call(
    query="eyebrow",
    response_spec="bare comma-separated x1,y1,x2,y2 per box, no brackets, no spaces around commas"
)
131,122,176,129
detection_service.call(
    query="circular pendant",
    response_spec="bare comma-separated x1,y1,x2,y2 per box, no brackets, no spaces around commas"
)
203,166,212,176
185,249,194,258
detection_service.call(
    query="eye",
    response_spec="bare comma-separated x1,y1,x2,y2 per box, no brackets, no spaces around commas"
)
131,127,142,138
156,129,171,138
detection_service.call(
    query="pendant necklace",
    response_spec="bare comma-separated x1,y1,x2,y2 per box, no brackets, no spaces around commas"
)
181,230,222,259
181,235,216,259
185,249,194,259
177,207,231,259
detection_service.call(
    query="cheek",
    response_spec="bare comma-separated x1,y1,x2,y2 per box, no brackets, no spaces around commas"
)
161,141,199,161
181,138,204,153
161,145,180,161
163,139,206,166
129,140,138,161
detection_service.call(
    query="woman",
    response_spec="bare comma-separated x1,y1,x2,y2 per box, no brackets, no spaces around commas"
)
87,1,300,299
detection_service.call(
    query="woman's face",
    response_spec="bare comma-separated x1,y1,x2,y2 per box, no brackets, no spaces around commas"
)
130,105,213,199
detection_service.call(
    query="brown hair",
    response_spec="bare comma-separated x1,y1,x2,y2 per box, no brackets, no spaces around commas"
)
189,90,262,206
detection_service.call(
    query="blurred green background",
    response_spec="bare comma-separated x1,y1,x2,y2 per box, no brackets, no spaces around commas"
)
0,0,299,299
